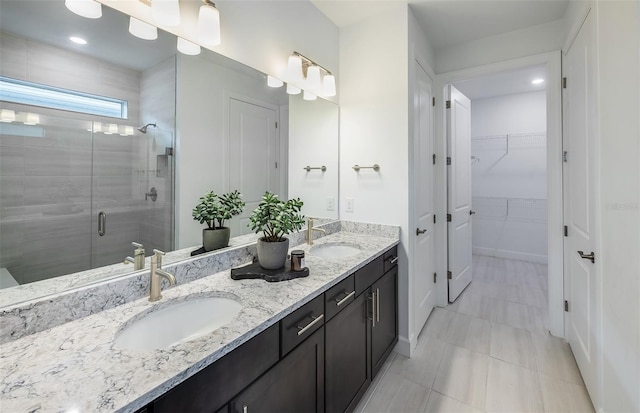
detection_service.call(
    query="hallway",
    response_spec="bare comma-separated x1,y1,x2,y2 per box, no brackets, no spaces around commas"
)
355,256,594,413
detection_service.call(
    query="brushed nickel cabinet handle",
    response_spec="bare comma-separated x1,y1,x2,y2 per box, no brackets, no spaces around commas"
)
369,293,376,328
97,211,106,236
376,288,380,322
243,405,248,413
296,314,324,336
335,291,356,307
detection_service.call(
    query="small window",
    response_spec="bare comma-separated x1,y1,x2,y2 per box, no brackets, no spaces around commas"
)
0,76,127,119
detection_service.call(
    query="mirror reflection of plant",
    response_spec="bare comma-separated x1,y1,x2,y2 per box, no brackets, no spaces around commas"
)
249,192,305,242
192,190,245,229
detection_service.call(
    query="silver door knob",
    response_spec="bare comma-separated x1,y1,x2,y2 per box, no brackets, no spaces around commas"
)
416,228,427,236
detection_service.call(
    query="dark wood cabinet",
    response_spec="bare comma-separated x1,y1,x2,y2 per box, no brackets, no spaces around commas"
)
325,292,370,413
231,327,325,413
371,266,398,378
147,246,398,413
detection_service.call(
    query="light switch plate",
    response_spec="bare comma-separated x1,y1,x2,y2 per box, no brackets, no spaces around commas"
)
345,198,354,213
326,197,335,211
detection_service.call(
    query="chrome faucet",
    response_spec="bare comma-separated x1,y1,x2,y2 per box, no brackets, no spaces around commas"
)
307,217,327,245
149,249,176,302
124,242,145,270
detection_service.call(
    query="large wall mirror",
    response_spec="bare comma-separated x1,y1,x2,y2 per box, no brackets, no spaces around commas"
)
0,0,339,307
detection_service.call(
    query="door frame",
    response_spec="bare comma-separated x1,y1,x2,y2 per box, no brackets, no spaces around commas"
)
434,51,564,337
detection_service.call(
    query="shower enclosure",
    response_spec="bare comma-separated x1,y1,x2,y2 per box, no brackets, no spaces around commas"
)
0,112,174,286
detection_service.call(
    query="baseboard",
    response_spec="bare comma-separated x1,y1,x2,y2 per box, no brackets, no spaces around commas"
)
394,335,411,357
473,247,548,264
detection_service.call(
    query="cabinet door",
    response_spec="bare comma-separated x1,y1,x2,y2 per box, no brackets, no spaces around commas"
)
325,293,370,413
231,327,325,413
371,267,398,378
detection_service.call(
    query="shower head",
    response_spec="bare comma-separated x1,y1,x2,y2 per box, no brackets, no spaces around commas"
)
138,123,156,133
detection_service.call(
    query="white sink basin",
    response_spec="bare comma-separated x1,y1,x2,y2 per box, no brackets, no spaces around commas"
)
309,242,361,259
115,295,242,351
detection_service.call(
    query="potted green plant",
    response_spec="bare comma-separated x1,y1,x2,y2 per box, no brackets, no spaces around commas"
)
248,192,305,269
192,190,245,251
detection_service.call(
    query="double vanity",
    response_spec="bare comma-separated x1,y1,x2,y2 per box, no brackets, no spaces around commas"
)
0,221,399,413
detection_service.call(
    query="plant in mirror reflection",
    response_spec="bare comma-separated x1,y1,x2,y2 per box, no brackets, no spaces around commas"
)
249,192,305,242
192,190,245,229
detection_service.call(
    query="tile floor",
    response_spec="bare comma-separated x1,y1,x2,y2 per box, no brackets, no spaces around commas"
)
355,255,595,413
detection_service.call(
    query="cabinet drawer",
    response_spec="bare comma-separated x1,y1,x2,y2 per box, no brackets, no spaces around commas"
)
354,256,384,296
324,274,356,322
154,323,279,413
383,247,399,273
280,294,325,357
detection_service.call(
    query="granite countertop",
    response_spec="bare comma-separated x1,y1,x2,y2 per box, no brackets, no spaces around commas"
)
0,230,399,413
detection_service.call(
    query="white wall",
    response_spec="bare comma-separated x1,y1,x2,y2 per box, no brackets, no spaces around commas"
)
99,0,339,104
469,91,548,262
592,1,640,412
288,94,339,220
339,4,411,353
436,19,565,74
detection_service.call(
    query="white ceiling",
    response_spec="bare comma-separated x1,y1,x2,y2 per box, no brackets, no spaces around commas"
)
453,64,547,100
312,0,569,51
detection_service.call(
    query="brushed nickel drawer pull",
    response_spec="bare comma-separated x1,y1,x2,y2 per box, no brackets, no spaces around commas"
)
368,293,376,328
335,291,356,307
376,288,380,322
388,256,398,264
297,314,324,336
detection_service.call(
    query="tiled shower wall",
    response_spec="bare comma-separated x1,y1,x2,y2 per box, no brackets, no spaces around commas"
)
0,31,163,284
138,56,176,256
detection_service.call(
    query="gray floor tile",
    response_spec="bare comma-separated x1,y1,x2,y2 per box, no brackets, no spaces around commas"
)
425,391,483,413
490,322,537,370
538,372,595,413
530,331,584,384
486,357,544,412
432,344,488,410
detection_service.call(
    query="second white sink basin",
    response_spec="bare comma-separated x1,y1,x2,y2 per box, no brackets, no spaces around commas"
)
310,242,361,259
115,295,242,351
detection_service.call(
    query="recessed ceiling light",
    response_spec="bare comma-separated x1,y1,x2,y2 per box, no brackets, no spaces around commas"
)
69,36,87,45
531,78,544,85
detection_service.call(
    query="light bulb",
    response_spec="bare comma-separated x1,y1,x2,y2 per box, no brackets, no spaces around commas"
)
177,38,201,55
129,17,158,40
267,76,284,88
286,84,301,95
151,0,181,27
24,113,40,125
303,90,317,101
197,1,221,46
65,0,102,19
322,74,336,97
287,55,303,83
306,66,322,92
104,123,118,135
0,109,16,123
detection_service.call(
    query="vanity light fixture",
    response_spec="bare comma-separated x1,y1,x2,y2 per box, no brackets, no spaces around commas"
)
65,0,102,19
24,113,40,126
287,54,304,83
283,52,336,98
267,76,284,88
303,90,317,101
197,0,221,46
104,123,118,135
129,17,158,40
306,65,322,92
286,84,301,95
151,0,181,27
0,109,16,123
177,37,201,55
531,78,545,85
322,74,336,97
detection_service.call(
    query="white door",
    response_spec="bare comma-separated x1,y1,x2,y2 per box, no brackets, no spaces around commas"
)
229,98,279,236
413,62,436,334
446,85,473,302
563,9,598,400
